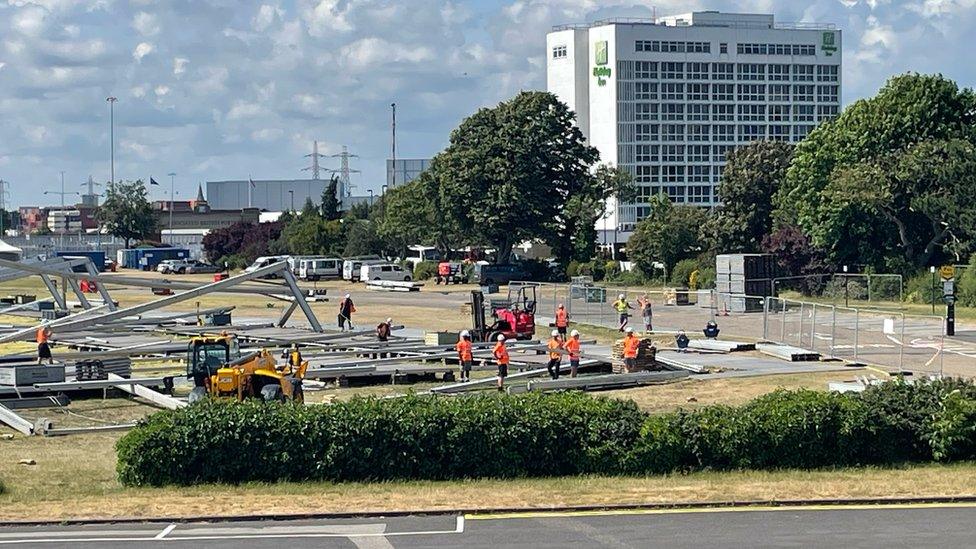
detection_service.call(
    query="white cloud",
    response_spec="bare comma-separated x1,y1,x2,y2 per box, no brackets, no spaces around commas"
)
227,101,265,121
12,6,47,36
303,0,353,36
253,4,282,31
133,42,154,62
251,128,283,142
131,85,148,98
341,37,436,67
173,57,189,75
154,85,170,97
133,11,160,36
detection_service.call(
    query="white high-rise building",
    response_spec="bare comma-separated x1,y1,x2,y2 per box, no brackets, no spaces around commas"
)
546,11,841,242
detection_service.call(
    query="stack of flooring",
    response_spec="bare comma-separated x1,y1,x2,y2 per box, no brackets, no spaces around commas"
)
611,338,658,374
72,357,133,381
716,254,776,312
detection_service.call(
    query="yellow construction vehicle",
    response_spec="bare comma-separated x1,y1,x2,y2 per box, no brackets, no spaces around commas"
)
186,335,308,403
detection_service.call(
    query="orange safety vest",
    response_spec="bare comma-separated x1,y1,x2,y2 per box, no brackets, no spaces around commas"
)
548,338,563,360
455,339,473,362
622,335,639,358
565,338,581,360
493,342,509,364
36,328,49,344
555,308,568,327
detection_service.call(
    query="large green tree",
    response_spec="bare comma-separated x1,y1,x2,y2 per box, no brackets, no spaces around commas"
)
709,141,793,254
626,194,707,276
280,199,343,255
554,164,635,264
97,180,158,247
376,165,464,260
776,73,976,271
320,177,341,221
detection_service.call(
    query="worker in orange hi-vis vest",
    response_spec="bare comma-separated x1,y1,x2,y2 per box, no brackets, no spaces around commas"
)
455,330,474,382
554,303,569,337
546,330,564,380
622,327,640,373
492,334,510,391
565,329,582,378
36,326,53,365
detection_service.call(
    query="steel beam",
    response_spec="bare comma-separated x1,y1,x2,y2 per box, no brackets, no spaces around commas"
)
276,300,299,328
281,269,323,332
84,259,117,311
34,377,170,391
0,402,34,435
106,373,186,410
39,274,67,310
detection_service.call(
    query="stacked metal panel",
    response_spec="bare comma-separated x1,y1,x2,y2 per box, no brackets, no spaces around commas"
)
72,358,133,381
715,254,776,313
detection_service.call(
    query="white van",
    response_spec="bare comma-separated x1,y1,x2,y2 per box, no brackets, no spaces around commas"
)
402,245,442,269
360,263,412,282
342,257,384,281
244,255,290,278
298,257,342,281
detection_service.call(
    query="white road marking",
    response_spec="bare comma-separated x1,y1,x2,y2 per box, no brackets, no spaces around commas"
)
154,524,176,539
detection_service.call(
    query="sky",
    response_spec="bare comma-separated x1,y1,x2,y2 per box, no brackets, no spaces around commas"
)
0,0,974,208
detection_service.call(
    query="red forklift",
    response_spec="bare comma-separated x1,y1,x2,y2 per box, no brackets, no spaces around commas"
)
469,285,536,341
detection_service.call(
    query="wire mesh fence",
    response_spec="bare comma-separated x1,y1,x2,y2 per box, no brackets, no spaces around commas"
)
771,274,903,304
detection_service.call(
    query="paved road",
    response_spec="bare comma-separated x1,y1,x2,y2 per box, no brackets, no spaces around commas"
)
2,504,976,548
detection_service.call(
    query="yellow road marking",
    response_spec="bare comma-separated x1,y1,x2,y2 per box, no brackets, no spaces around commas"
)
465,501,976,520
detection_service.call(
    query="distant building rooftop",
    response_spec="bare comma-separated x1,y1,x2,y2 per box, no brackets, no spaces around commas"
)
553,11,835,32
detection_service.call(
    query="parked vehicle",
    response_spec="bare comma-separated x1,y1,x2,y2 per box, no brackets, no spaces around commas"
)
402,245,442,269
435,261,468,284
360,263,412,282
184,260,221,274
342,256,384,282
157,259,220,274
298,257,342,281
472,264,528,286
244,256,290,278
156,259,183,274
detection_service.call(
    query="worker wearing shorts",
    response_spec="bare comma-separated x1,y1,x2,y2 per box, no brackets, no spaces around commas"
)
566,330,582,378
456,331,474,382
493,335,510,391
554,304,569,337
546,330,563,380
36,327,52,365
622,328,639,372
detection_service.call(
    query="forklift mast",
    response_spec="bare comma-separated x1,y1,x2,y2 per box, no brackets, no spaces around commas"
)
470,290,486,341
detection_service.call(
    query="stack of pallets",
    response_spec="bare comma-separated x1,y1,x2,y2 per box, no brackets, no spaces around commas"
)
611,338,658,374
72,357,133,381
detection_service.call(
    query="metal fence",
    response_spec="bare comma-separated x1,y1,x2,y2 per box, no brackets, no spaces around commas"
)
771,273,904,304
511,281,950,375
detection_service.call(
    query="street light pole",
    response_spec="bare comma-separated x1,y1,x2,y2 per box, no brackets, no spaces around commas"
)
106,97,117,188
391,102,397,184
368,189,374,206
930,266,937,314
167,172,176,239
289,190,294,212
842,265,849,308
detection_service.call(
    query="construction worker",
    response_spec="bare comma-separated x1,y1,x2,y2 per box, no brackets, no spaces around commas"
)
338,293,355,331
287,343,303,368
36,326,52,365
613,293,634,332
546,329,564,380
493,334,509,391
554,303,569,337
566,329,582,378
456,330,474,382
622,327,639,372
376,317,393,341
637,294,653,332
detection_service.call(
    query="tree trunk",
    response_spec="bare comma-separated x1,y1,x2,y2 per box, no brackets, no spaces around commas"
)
496,237,513,265
918,224,950,268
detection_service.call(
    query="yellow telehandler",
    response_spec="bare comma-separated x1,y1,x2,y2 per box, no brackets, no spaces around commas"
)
186,334,308,403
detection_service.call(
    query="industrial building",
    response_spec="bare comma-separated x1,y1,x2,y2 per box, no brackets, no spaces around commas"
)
546,11,842,240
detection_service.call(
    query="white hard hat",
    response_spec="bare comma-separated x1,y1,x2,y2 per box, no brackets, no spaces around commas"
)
558,303,564,308
551,329,559,337
344,293,350,298
571,329,580,337
386,317,393,323
460,330,470,337
497,334,505,341
618,293,625,299
625,327,634,333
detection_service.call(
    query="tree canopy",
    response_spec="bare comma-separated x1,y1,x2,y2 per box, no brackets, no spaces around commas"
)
627,194,706,276
97,180,158,248
320,177,341,221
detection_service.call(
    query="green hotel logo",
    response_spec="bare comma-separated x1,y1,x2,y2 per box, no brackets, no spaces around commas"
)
821,32,837,56
593,40,610,86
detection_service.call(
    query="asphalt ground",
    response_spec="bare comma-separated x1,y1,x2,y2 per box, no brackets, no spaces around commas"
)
2,504,976,548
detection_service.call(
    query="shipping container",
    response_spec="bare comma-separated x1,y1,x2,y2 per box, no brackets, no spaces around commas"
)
120,247,190,270
55,250,106,272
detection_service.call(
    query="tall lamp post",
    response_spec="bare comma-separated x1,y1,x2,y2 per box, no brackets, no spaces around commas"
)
368,189,374,206
842,265,849,308
106,97,117,188
288,190,294,212
930,266,937,314
167,172,176,239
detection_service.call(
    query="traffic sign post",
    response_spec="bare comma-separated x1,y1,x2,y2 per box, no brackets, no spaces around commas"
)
941,266,956,337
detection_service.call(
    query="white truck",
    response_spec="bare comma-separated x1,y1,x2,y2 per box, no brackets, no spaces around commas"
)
360,263,412,282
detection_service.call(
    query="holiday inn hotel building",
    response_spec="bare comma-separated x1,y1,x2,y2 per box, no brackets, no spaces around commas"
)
546,11,841,239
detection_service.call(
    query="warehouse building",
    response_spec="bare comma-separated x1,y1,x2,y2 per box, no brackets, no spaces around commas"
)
546,11,842,240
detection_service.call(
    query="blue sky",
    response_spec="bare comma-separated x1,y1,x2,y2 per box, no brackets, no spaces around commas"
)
0,0,974,207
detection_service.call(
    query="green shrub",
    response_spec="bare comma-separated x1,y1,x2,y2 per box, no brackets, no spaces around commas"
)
412,261,438,280
606,269,647,286
956,256,976,307
823,277,867,301
904,271,942,304
669,259,699,288
930,391,976,461
117,393,644,487
0,477,5,495
574,260,606,281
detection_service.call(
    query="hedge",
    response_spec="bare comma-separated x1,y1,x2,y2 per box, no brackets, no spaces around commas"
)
117,380,976,487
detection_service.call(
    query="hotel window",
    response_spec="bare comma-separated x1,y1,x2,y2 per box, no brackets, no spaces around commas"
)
713,103,734,121
713,144,734,162
737,104,766,121
817,105,839,121
712,83,734,101
688,145,710,162
635,61,658,79
688,165,711,183
687,185,711,204
687,83,710,101
737,63,765,81
662,124,684,142
688,124,710,142
687,103,710,121
769,125,791,141
635,40,653,52
793,64,815,81
817,65,839,82
769,104,790,122
768,64,790,81
552,45,567,59
635,103,659,121
663,185,685,202
662,103,685,121
739,125,765,141
793,84,814,102
769,83,790,102
635,165,660,183
720,42,728,54
636,145,660,162
663,166,685,183
635,82,658,100
712,62,734,80
736,84,765,102
661,83,684,100
687,62,709,80
712,124,735,142
817,84,839,102
793,125,814,139
635,124,659,142
794,104,815,122
661,62,684,79
661,145,685,162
